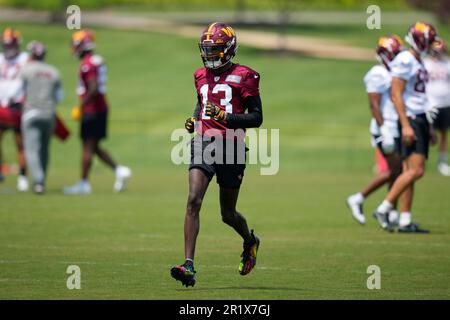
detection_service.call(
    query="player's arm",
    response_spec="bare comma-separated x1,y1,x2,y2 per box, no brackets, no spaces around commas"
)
391,76,414,145
368,92,384,127
205,95,263,128
81,77,98,108
225,95,263,128
185,95,201,133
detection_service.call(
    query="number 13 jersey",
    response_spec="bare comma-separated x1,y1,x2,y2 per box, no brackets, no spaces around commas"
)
390,50,429,116
194,63,260,136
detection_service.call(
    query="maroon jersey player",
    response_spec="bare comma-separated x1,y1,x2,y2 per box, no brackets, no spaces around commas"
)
171,23,263,287
64,30,131,195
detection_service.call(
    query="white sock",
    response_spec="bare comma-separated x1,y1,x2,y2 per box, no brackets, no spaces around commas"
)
399,212,412,227
377,200,393,214
80,179,89,185
352,192,364,203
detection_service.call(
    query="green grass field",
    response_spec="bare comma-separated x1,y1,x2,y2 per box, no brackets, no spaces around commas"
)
0,22,449,299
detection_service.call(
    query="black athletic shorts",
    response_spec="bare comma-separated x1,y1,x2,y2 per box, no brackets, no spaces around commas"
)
189,136,246,189
433,106,450,131
398,114,430,159
372,134,401,157
80,112,107,141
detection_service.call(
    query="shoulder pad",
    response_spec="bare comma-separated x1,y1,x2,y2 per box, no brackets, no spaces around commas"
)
90,54,104,66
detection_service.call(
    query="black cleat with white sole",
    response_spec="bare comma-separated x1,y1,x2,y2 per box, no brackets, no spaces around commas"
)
398,222,429,234
373,211,394,232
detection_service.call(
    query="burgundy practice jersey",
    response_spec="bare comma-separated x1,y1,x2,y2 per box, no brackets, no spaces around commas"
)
77,52,108,114
194,63,260,136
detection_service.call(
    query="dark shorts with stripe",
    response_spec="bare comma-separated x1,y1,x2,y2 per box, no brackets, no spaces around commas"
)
189,136,246,189
433,106,450,131
398,114,430,159
80,112,107,141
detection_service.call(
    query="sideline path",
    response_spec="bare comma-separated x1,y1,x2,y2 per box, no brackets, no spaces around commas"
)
0,8,374,61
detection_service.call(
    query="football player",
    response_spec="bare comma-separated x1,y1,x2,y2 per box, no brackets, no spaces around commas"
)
347,35,404,225
373,22,439,233
64,30,131,194
171,23,263,287
0,27,29,191
424,40,450,176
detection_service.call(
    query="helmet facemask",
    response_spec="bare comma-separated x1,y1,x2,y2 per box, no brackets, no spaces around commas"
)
199,37,236,69
2,42,19,60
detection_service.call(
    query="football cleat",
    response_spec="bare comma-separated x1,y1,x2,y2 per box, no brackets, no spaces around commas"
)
114,165,132,193
437,163,450,177
373,211,394,232
239,230,260,276
170,263,196,287
33,184,45,195
346,194,365,225
63,180,92,195
17,175,29,192
398,222,430,234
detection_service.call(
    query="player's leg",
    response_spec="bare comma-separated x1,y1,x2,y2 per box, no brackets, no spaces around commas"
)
385,151,403,225
396,154,429,233
38,116,55,193
219,186,260,276
94,112,131,192
437,128,449,176
94,144,116,170
82,138,97,180
374,153,425,231
63,138,95,194
22,117,44,193
14,130,29,192
171,168,210,287
219,187,251,242
0,128,4,182
347,149,390,225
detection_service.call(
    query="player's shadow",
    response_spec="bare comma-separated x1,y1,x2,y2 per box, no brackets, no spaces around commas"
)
176,286,306,292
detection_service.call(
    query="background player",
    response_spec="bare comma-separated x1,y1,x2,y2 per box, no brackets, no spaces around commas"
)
424,40,450,176
0,27,28,191
347,35,404,225
64,30,131,194
21,41,62,194
373,22,439,233
171,22,263,287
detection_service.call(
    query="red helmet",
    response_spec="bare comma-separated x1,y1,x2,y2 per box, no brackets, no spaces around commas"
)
430,39,448,58
199,22,238,69
2,27,22,59
71,29,96,58
27,41,46,60
405,22,438,54
376,35,404,69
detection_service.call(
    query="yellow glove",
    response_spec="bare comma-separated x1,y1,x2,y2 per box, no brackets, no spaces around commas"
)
71,106,81,121
185,117,195,133
205,101,226,121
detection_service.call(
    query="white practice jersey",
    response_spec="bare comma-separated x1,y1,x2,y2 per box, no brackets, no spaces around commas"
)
364,64,399,137
424,57,450,109
390,50,428,116
0,52,28,107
